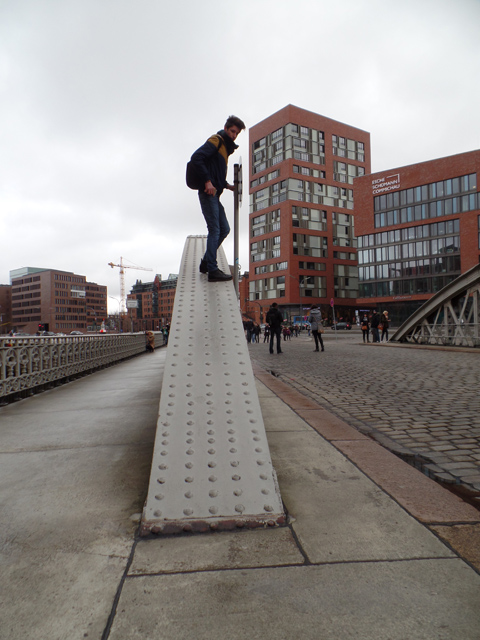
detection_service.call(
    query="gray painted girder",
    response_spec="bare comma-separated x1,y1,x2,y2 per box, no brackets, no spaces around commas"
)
141,236,284,534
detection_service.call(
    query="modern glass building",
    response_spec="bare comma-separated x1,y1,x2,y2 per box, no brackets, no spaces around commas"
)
354,150,480,324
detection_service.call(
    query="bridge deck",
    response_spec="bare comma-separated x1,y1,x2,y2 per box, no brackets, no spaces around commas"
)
141,236,284,534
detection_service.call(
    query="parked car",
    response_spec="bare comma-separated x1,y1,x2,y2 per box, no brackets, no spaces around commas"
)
331,322,352,330
41,331,56,336
13,331,30,336
70,331,83,335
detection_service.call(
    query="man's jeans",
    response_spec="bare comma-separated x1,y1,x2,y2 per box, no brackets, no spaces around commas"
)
198,192,230,272
269,328,282,353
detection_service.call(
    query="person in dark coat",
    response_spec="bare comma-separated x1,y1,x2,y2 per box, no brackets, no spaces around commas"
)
266,303,283,354
189,115,246,282
361,314,370,343
307,305,324,352
370,310,381,343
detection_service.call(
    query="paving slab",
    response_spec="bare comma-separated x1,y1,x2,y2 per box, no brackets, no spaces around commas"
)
267,430,454,563
1,548,126,640
336,439,480,523
258,396,311,432
109,560,480,640
130,527,303,575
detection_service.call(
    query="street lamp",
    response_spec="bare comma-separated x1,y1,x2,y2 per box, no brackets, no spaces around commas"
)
109,296,121,332
288,274,303,325
244,298,263,324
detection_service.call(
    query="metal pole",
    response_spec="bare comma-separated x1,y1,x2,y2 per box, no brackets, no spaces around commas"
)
332,300,338,341
298,277,302,325
233,163,239,297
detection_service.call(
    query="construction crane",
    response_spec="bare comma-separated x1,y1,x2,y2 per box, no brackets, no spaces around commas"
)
108,257,153,314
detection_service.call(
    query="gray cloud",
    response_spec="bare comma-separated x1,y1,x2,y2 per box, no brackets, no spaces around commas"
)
1,0,479,307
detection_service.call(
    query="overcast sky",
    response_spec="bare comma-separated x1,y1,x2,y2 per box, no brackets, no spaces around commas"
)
1,0,479,312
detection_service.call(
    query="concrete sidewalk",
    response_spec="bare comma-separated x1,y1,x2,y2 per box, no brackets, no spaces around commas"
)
1,349,480,639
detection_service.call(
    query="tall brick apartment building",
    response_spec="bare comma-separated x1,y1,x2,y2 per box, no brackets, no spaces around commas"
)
355,150,480,323
247,104,371,325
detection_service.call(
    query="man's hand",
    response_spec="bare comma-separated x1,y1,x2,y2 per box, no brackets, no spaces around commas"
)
226,183,235,192
204,180,216,195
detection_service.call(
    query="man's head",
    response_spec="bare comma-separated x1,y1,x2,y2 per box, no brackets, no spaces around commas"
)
224,115,246,141
271,302,278,308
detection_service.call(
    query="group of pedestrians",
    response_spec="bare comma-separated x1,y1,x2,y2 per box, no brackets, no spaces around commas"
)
361,310,389,343
247,304,391,352
244,319,261,343
246,303,325,355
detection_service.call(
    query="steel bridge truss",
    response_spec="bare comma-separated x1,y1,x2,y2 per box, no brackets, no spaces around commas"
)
391,263,480,348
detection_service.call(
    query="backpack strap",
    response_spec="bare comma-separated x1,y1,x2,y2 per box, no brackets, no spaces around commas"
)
208,134,225,152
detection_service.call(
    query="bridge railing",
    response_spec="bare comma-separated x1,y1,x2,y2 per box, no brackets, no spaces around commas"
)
401,323,480,348
0,333,159,400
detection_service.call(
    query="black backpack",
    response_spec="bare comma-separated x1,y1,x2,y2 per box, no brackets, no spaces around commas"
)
186,135,224,190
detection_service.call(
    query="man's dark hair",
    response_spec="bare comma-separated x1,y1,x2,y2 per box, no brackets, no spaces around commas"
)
271,302,278,308
225,115,246,131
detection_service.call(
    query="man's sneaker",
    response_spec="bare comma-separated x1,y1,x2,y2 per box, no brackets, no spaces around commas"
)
199,260,208,274
208,269,233,282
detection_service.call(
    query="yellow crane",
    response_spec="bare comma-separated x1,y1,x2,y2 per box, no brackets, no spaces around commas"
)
108,257,153,314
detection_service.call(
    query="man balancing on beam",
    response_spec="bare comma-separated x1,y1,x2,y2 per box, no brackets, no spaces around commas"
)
188,115,246,282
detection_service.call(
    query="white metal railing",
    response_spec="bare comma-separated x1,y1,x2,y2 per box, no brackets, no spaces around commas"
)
402,322,480,348
0,333,157,399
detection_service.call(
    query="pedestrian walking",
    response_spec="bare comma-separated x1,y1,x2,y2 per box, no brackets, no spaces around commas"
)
370,310,381,343
381,311,390,342
245,319,254,343
361,314,370,343
307,305,325,352
263,325,270,343
266,302,283,354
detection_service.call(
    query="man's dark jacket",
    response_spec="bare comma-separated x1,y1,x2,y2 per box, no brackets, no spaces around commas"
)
371,312,380,328
189,130,238,196
266,306,283,329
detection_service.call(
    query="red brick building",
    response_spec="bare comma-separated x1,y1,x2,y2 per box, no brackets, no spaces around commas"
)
246,105,371,325
0,284,12,334
354,150,480,323
9,267,107,334
126,274,177,331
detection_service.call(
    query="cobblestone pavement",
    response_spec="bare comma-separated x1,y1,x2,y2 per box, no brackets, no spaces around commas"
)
248,330,480,501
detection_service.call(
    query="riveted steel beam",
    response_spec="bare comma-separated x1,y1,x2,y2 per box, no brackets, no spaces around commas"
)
141,236,285,535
